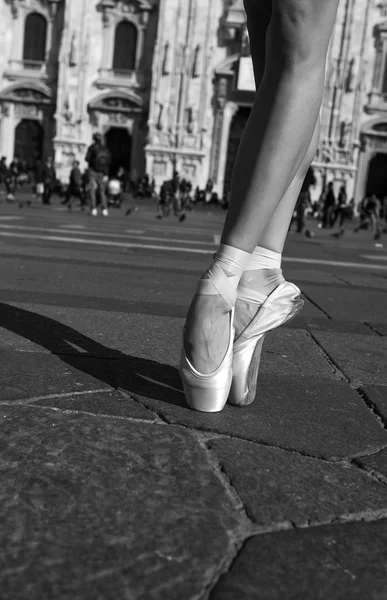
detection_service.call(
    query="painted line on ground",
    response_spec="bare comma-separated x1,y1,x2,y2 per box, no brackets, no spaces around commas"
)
0,224,215,246
60,224,86,230
360,254,387,261
0,216,22,220
214,234,221,245
2,230,387,269
0,231,215,254
282,256,387,270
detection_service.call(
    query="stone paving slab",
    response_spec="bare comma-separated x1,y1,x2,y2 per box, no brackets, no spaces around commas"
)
112,371,387,459
1,351,112,402
299,298,329,320
311,331,387,386
367,322,387,336
34,390,158,421
209,438,387,527
292,316,375,336
0,302,183,364
301,285,387,322
0,304,335,380
357,449,387,482
0,406,241,600
260,329,337,379
210,520,387,600
361,386,387,422
335,273,387,290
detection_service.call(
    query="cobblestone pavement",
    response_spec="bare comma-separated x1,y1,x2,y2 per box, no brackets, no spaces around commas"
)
1,199,387,599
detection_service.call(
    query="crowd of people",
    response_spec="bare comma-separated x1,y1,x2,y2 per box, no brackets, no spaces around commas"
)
1,142,386,238
288,167,387,240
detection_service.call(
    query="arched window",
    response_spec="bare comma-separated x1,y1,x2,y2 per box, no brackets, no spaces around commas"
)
23,13,47,62
113,21,137,71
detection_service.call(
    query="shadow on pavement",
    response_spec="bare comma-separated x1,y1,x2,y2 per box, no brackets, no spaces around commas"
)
0,302,185,407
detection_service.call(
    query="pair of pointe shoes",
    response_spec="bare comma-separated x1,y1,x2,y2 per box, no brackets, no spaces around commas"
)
180,267,304,413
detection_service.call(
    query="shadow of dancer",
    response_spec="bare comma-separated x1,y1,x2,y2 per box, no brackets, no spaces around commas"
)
0,302,184,407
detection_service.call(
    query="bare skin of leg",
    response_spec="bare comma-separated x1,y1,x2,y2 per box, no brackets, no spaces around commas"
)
184,0,339,374
235,0,320,336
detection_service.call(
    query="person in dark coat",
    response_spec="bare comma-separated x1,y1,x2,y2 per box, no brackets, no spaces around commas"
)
0,156,8,196
331,184,348,229
85,132,111,216
322,182,336,228
62,160,83,209
290,166,316,233
41,157,56,205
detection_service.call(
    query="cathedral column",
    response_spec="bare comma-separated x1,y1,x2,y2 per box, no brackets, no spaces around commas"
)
0,104,16,162
354,136,372,206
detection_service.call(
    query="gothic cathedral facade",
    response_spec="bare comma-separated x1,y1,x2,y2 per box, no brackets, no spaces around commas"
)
0,0,387,203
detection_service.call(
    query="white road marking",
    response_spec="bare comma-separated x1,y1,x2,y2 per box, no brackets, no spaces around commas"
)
60,224,86,230
0,216,22,220
360,254,387,261
214,234,221,245
0,224,214,245
282,257,387,270
0,231,215,254
2,230,387,269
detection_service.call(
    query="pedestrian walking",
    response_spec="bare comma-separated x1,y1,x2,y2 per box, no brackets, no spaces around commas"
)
355,195,381,239
34,159,44,203
0,156,8,199
331,184,348,231
41,157,56,205
322,182,336,228
289,166,315,233
9,157,21,192
85,133,111,217
180,0,340,412
62,161,83,209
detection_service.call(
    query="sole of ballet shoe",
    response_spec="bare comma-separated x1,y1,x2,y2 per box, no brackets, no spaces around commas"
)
180,310,235,413
229,282,304,408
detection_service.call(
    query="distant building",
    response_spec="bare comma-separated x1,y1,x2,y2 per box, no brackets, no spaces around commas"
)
0,0,386,204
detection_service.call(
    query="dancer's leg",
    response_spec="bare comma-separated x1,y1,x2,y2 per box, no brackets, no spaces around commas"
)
222,0,339,252
184,0,339,375
235,0,321,334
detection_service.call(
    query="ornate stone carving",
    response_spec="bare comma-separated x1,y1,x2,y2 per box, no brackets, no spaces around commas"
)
344,57,355,93
162,42,171,75
192,45,201,78
6,0,18,19
156,102,164,130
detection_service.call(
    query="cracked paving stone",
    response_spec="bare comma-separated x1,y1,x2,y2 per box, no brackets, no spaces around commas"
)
0,351,112,402
0,406,241,600
361,386,387,423
366,322,387,336
210,520,387,600
311,331,387,386
357,448,387,482
113,372,387,460
209,438,387,527
34,390,157,421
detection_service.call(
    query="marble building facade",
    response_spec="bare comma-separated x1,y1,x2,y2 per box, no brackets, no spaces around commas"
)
0,0,387,203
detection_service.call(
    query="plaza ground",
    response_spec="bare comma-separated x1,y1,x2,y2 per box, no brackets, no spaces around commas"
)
1,195,387,599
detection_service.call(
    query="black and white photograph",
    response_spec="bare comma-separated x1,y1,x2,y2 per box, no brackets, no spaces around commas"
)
1,0,387,598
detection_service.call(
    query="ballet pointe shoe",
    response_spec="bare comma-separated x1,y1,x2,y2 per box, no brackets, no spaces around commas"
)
229,282,304,408
180,263,238,413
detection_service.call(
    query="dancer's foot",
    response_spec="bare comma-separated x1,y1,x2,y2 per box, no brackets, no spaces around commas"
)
183,289,232,375
234,267,285,339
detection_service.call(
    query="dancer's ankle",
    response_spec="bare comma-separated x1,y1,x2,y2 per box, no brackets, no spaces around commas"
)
239,245,284,301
